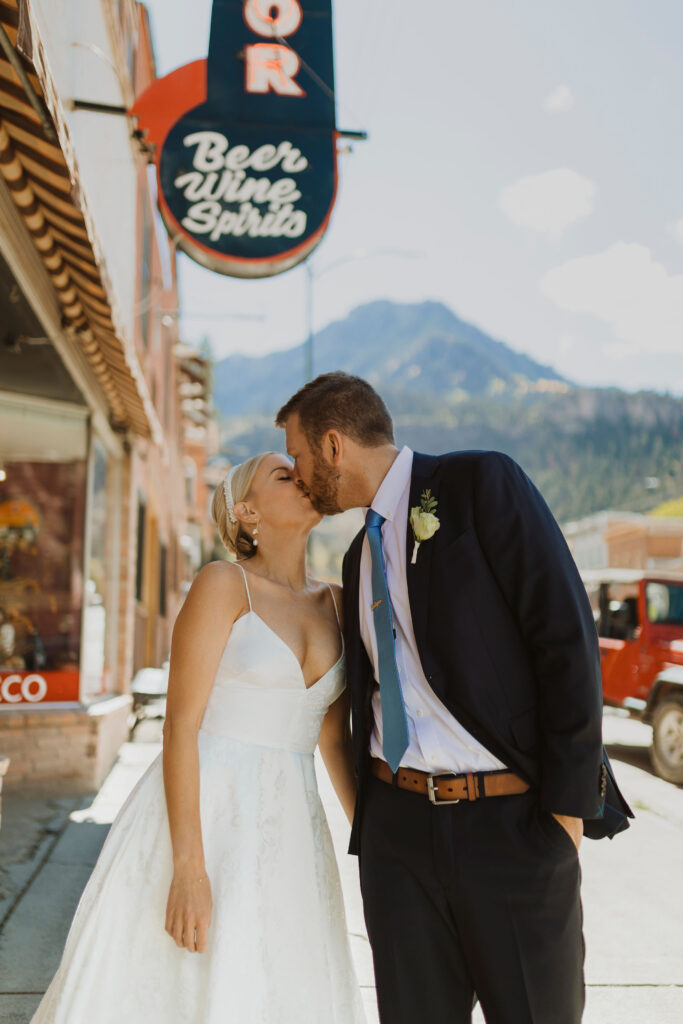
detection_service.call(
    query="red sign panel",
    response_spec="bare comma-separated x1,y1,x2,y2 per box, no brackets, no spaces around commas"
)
0,671,80,706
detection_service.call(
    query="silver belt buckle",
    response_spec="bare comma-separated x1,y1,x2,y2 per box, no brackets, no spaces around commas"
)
427,773,461,806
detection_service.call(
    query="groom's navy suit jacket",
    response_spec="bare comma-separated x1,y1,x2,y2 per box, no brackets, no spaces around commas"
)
341,450,632,857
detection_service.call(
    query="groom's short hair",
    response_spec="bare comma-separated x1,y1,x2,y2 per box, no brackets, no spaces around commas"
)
276,371,394,449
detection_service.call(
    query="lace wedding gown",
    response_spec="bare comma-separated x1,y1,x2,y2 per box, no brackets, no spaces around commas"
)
32,567,366,1024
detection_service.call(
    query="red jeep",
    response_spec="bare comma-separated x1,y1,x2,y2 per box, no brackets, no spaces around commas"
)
581,569,683,784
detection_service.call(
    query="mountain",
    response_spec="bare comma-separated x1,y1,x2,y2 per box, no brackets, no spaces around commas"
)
211,300,683,523
213,300,565,416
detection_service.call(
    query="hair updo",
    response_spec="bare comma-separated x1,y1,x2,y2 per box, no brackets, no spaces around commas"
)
211,453,273,560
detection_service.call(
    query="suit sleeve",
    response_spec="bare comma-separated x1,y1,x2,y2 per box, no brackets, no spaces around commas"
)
472,452,603,819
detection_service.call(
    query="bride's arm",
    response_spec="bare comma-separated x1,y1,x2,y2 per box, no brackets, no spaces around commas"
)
162,561,243,953
318,583,356,826
318,687,357,826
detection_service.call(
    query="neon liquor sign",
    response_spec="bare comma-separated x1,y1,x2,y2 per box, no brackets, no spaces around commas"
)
131,1,337,278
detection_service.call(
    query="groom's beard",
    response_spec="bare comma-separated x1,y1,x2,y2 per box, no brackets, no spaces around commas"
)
306,459,343,515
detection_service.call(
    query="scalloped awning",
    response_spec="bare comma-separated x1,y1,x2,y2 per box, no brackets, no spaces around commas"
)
0,0,160,441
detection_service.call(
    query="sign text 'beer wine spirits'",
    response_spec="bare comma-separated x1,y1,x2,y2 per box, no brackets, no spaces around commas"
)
131,0,337,278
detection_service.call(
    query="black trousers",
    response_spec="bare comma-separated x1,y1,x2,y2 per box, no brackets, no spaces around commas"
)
359,774,585,1024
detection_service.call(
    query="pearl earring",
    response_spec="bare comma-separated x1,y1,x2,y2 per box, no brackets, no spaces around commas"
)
252,524,259,547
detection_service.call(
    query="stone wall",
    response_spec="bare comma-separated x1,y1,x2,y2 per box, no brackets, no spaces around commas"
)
0,696,132,795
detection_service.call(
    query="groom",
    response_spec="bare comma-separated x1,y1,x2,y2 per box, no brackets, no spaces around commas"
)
276,372,632,1024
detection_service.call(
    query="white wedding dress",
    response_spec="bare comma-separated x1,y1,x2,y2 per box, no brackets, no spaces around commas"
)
32,567,366,1024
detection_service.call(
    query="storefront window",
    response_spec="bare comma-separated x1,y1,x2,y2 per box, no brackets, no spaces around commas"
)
0,396,87,705
81,437,120,699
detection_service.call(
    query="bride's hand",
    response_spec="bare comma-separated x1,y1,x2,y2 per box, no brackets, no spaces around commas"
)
165,870,213,953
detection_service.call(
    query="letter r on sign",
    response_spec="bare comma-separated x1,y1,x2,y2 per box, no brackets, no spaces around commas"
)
245,44,305,97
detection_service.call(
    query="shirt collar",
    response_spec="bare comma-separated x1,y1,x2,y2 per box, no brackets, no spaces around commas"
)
369,446,413,524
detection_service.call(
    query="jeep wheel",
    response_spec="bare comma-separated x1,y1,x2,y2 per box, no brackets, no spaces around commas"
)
651,695,683,785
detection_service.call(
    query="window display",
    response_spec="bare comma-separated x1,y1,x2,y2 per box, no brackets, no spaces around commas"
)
0,396,90,705
0,458,86,703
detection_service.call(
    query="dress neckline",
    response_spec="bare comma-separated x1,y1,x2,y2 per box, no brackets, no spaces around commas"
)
232,562,344,692
235,611,344,692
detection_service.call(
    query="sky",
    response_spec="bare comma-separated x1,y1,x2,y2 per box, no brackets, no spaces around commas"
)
143,0,683,394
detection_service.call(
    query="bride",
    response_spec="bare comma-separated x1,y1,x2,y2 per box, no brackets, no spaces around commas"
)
32,452,367,1024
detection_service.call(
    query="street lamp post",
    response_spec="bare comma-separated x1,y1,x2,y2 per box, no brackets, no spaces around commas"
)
302,249,421,382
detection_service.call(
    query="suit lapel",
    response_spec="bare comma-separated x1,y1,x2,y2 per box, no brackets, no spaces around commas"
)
343,524,375,777
342,525,366,678
406,452,440,655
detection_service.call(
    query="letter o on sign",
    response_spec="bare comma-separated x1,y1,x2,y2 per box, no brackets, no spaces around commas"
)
0,673,48,703
23,674,48,702
243,0,302,38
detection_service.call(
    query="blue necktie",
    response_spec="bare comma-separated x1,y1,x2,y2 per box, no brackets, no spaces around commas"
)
365,509,409,773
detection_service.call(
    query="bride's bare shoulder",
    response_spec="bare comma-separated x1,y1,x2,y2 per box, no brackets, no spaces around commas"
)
195,559,243,584
181,560,247,620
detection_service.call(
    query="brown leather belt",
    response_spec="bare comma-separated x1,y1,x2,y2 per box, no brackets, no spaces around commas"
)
371,757,530,805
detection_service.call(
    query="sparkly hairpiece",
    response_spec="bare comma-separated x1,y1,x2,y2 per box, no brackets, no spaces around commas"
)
223,465,240,525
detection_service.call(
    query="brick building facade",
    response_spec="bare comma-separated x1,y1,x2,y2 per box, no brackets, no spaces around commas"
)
564,510,683,573
0,1,212,794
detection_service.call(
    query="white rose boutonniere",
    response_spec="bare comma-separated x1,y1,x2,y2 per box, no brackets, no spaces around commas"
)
409,489,440,564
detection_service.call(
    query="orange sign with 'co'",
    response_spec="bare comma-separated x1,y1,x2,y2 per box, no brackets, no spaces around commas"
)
0,671,80,705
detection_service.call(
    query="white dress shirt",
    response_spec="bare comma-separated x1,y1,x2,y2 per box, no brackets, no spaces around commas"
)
359,446,507,775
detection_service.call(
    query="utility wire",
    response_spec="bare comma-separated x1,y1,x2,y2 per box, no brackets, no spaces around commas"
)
273,30,366,133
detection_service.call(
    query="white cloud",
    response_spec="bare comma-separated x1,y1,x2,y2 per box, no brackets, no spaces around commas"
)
544,85,574,112
540,243,683,355
667,217,683,245
556,332,578,355
498,169,596,237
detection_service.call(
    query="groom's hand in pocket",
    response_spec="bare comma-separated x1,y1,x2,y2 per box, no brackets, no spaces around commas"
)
166,869,213,953
552,813,583,851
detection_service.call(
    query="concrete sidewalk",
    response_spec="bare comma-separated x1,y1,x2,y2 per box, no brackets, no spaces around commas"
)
0,739,164,1023
0,715,681,1023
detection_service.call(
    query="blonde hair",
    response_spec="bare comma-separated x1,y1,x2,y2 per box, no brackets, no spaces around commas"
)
211,453,274,559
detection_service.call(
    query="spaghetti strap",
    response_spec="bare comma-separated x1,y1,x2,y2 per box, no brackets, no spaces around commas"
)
326,582,342,635
235,561,253,611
